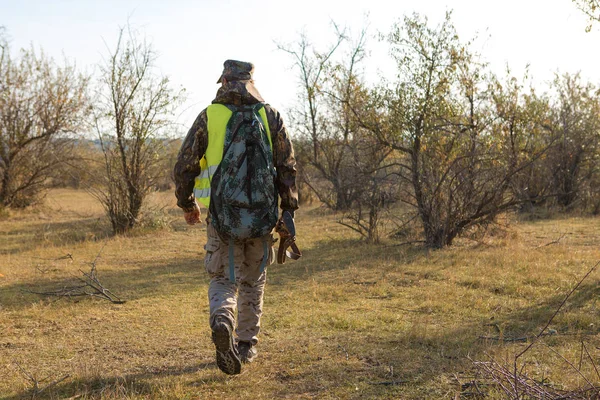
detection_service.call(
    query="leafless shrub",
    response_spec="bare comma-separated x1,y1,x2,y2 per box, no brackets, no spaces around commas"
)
0,28,89,208
90,25,184,234
279,24,368,212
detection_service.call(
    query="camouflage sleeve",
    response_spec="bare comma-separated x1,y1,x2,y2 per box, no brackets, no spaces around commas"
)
265,104,299,213
174,110,208,212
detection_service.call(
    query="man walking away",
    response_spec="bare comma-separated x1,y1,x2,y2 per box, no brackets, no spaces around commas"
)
174,60,298,375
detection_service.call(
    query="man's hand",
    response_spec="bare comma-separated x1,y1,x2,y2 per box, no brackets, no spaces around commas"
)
184,203,201,225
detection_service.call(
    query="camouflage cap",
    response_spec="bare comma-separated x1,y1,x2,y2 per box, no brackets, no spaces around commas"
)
217,60,255,84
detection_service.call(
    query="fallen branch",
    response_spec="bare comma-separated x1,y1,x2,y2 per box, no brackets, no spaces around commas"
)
385,240,426,248
33,253,74,261
472,355,600,399
512,260,600,398
24,244,125,304
478,336,528,343
368,380,409,386
473,357,560,398
478,330,557,343
536,232,567,248
471,260,600,399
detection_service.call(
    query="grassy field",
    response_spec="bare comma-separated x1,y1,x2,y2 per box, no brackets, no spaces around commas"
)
1,189,600,399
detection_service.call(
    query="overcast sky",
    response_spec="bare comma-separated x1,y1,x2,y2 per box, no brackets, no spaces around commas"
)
2,0,599,133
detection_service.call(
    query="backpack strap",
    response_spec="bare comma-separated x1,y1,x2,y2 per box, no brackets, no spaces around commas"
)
228,238,235,283
256,104,272,150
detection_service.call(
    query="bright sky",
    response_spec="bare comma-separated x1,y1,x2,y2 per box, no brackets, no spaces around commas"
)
2,0,599,133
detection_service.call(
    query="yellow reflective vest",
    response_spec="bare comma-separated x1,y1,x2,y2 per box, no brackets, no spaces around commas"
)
193,103,272,207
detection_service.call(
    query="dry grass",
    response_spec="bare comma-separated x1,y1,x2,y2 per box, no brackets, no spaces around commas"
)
1,189,600,399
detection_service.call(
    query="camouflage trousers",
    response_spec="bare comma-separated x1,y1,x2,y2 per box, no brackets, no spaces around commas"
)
204,222,275,345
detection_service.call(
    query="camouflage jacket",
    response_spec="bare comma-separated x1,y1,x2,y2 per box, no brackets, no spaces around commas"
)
174,80,298,214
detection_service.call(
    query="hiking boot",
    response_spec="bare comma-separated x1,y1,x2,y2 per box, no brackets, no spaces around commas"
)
238,341,257,363
211,316,241,375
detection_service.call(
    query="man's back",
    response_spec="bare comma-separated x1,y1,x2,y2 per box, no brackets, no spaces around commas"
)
174,77,298,217
173,60,298,375
206,102,278,239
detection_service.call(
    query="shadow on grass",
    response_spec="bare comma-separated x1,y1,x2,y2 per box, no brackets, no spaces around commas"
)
3,229,599,397
0,217,112,255
490,281,600,338
1,236,430,311
260,283,600,398
3,361,224,400
264,239,600,396
0,255,206,310
268,237,433,285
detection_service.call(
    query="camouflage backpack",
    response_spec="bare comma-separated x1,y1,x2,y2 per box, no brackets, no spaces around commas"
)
209,103,278,241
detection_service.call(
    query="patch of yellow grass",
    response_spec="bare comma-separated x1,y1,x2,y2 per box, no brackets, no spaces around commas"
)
1,189,600,399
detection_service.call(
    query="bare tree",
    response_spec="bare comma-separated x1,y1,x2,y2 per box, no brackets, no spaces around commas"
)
278,26,359,210
281,26,398,241
318,28,375,212
0,28,89,208
91,26,184,234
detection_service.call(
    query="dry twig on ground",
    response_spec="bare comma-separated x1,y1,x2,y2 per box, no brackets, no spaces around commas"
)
477,330,557,343
472,356,597,399
468,260,600,399
536,232,568,248
24,244,125,304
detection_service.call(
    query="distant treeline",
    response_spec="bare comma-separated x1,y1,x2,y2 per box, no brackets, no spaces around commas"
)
2,12,599,244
